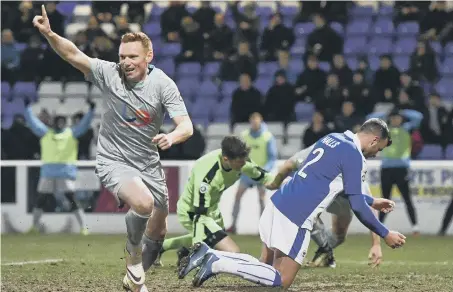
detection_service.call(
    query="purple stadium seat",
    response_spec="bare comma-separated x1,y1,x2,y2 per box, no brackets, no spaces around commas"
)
289,58,304,74
1,82,10,100
150,5,165,19
15,43,27,52
260,18,270,32
177,78,200,101
346,57,359,70
444,42,453,56
418,144,442,160
12,82,37,101
368,55,380,71
203,62,221,78
434,78,453,99
396,21,419,36
350,5,374,18
430,41,442,55
221,81,239,99
446,145,453,159
177,62,202,77
143,22,161,37
256,6,273,17
369,37,392,55
283,18,293,28
191,99,215,119
160,43,181,57
258,62,279,77
255,77,272,95
440,58,453,75
344,37,367,55
294,22,315,37
378,5,394,16
372,19,394,35
295,102,314,121
330,22,344,35
393,37,417,55
212,100,232,122
319,62,330,71
225,18,236,29
280,5,298,17
198,80,219,97
56,1,77,17
1,115,13,129
156,59,175,77
290,38,306,56
346,19,371,35
3,98,25,116
393,56,410,72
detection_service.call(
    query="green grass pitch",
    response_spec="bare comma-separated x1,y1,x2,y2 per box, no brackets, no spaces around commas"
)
2,234,453,291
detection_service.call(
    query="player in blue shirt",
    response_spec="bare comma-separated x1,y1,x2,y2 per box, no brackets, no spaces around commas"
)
177,119,406,289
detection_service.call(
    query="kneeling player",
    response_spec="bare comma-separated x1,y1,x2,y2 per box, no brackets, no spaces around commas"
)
178,120,406,289
149,136,275,267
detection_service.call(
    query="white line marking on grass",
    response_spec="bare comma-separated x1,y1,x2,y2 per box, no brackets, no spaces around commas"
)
1,259,63,266
340,260,451,266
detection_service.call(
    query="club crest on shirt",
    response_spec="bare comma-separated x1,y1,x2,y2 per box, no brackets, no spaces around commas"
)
200,182,209,194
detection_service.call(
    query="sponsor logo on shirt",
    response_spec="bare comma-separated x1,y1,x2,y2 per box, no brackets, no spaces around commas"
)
121,104,152,127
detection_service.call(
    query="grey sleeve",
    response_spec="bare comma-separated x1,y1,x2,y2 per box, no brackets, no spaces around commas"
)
85,58,118,91
161,78,188,118
289,144,316,168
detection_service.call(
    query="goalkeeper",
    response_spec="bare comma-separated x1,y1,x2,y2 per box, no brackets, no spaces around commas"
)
149,136,274,268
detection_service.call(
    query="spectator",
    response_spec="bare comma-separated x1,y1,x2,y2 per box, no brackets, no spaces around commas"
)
175,16,204,63
231,73,262,125
395,89,416,110
437,10,453,46
127,1,149,24
1,29,20,84
295,54,327,102
260,13,295,61
294,1,324,24
263,70,296,124
306,13,343,62
205,13,234,61
43,2,64,37
330,54,353,87
230,1,260,55
72,112,94,160
277,50,297,84
399,72,425,112
114,16,132,42
343,72,374,116
323,2,349,24
85,15,108,42
91,36,116,62
219,41,257,81
420,93,450,148
193,1,217,34
293,1,348,24
160,1,189,43
172,126,206,160
420,1,450,41
38,108,52,127
334,101,364,133
19,34,44,82
314,73,343,121
373,54,401,102
2,114,39,160
92,2,121,23
409,41,439,84
357,56,373,84
11,1,34,43
393,1,430,24
302,111,331,147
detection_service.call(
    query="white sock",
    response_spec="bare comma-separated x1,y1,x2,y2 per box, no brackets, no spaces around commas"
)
74,208,87,229
33,208,43,227
209,250,260,263
211,255,282,287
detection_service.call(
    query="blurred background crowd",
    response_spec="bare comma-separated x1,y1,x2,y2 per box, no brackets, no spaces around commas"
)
2,0,453,161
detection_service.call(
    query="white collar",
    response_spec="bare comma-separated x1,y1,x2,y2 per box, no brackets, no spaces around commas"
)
344,130,365,160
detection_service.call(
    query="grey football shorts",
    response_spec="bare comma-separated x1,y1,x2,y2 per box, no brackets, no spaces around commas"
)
95,160,169,211
326,192,353,218
37,178,75,194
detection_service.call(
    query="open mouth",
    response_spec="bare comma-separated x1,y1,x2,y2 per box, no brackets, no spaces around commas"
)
125,68,135,73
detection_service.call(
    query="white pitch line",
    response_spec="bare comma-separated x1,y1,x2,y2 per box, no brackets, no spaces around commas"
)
340,260,451,266
1,259,63,266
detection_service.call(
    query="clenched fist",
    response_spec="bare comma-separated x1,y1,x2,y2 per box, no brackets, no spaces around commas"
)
33,5,52,36
152,133,173,150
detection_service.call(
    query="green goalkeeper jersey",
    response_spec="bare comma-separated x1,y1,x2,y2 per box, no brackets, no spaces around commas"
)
177,149,274,216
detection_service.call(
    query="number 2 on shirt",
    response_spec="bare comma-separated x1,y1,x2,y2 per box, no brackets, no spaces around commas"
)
298,148,325,178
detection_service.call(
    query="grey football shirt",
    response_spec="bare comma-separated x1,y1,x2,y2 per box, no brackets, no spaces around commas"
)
86,58,188,170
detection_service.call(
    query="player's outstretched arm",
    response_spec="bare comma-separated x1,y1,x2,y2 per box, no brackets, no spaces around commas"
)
33,5,91,76
152,116,193,150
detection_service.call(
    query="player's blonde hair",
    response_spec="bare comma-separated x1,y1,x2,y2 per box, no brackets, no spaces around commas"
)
121,32,153,52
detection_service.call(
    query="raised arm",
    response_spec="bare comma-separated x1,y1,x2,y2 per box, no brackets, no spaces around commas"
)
263,136,277,171
72,101,96,138
33,5,91,76
400,109,423,131
24,106,48,138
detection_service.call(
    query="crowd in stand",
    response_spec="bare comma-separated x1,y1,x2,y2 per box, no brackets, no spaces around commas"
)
2,1,453,161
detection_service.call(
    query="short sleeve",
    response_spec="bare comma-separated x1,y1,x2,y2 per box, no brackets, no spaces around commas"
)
85,58,118,91
290,144,315,168
242,160,273,184
341,150,364,195
161,79,188,118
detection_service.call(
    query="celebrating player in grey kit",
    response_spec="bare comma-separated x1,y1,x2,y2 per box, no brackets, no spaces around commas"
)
33,5,193,292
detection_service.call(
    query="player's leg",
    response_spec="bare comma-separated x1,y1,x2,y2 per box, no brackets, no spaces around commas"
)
60,179,88,235
395,167,418,233
30,178,54,232
228,179,249,233
439,193,453,236
194,213,240,253
379,167,394,222
257,185,267,215
259,242,274,264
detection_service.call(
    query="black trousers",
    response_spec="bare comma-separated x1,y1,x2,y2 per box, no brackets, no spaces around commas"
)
379,167,417,226
440,193,453,235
